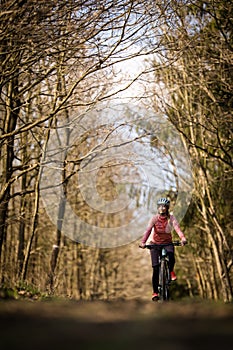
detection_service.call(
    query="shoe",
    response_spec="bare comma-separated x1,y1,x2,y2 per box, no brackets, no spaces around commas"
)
171,271,177,281
152,292,159,301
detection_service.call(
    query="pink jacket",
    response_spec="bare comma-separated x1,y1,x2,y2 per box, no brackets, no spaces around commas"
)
141,214,185,245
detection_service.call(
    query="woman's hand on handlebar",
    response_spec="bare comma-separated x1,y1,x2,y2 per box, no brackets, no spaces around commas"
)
139,243,146,249
181,237,187,246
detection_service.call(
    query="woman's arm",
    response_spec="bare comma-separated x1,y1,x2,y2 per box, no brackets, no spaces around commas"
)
171,215,187,244
141,215,157,245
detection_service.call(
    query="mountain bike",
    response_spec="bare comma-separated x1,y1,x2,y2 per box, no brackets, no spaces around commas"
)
145,241,184,302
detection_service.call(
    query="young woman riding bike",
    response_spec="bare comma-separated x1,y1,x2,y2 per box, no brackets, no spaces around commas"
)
139,197,187,301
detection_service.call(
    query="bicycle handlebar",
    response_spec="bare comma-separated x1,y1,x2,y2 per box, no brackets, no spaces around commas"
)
144,240,187,249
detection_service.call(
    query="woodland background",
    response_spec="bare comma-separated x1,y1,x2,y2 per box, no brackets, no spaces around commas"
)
0,0,232,303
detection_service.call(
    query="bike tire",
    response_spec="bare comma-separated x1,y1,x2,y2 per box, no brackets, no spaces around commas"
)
159,259,170,302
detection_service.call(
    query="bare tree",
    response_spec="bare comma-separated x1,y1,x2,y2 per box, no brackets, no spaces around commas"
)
0,0,171,297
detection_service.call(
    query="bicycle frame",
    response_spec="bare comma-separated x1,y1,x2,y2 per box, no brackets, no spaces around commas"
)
145,241,182,302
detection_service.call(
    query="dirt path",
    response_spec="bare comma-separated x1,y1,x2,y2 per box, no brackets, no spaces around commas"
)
0,299,232,350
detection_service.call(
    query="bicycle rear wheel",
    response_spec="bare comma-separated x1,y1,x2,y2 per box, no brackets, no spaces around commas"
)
159,259,170,302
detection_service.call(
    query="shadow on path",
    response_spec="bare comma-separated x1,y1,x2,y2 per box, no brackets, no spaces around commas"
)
0,299,232,350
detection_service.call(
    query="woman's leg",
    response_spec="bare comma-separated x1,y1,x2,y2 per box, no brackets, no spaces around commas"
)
166,245,175,272
167,252,175,272
150,248,159,293
152,265,159,293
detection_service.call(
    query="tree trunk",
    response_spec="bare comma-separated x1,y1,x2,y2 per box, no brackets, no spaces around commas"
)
0,76,20,263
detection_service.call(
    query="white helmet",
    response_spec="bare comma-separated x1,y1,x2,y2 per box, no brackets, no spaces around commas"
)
157,197,170,207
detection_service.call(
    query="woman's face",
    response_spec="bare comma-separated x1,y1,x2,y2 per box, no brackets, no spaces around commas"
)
158,204,168,215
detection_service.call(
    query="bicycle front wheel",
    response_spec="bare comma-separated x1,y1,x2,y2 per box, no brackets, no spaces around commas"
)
159,259,170,302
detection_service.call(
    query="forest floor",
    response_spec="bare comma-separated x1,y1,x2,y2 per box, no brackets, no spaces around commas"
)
0,298,232,350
